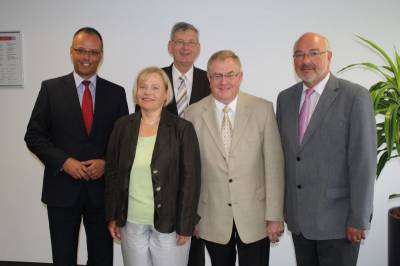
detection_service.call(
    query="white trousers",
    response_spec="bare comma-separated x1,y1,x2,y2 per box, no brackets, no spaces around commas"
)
121,222,191,266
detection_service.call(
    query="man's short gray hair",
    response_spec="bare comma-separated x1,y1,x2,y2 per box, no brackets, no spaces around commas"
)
170,22,199,40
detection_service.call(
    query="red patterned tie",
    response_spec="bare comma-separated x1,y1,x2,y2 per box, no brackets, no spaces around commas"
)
82,80,93,135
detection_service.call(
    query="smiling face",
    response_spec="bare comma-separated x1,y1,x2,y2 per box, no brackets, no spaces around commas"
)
208,58,242,105
293,33,332,88
136,72,168,113
70,32,103,79
168,29,200,72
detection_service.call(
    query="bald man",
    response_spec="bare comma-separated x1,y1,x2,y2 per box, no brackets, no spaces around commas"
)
276,32,376,266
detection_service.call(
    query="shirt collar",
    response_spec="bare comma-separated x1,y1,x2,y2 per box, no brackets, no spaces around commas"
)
302,72,330,95
73,72,97,88
172,64,194,84
213,94,239,114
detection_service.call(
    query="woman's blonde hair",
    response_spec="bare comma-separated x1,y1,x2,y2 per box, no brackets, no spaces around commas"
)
133,66,173,107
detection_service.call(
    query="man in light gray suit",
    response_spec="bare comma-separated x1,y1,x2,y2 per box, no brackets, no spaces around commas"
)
276,32,376,266
185,50,284,266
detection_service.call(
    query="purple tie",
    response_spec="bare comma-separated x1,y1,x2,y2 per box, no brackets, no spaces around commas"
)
298,88,314,144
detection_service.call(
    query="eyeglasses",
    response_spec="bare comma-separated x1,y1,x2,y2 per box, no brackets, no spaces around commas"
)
293,50,329,60
172,40,199,47
210,72,241,82
72,47,102,57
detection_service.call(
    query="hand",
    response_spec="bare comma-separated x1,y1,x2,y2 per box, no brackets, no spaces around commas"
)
346,226,366,243
176,234,191,246
266,221,284,243
81,159,105,179
193,224,200,239
108,221,121,240
62,158,90,180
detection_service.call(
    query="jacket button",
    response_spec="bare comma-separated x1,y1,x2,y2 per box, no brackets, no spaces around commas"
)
229,179,233,183
157,203,162,208
296,157,301,161
153,169,159,174
228,203,232,206
156,186,161,191
297,185,302,189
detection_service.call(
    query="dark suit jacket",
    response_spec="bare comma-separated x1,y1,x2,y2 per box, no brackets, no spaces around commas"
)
276,74,376,240
25,73,128,208
104,109,201,236
135,64,210,114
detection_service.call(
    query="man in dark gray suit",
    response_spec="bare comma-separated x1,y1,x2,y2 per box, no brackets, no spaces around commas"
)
276,32,376,266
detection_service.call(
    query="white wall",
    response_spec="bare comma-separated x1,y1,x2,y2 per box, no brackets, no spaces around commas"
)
1,0,399,265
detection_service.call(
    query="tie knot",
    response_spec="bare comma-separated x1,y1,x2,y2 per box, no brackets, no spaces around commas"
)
82,80,90,88
179,76,186,82
223,105,230,114
305,88,314,97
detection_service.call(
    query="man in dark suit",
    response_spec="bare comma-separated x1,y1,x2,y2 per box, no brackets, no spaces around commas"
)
165,22,210,266
162,22,210,118
276,32,376,266
24,27,128,266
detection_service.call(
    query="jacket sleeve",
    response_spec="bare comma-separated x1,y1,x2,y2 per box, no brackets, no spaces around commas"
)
118,87,129,117
263,102,285,221
347,88,376,229
104,119,123,222
24,81,69,172
176,122,201,236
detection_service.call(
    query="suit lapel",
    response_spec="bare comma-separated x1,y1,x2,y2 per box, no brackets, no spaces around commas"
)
289,84,303,150
91,76,106,136
127,114,140,167
300,75,339,149
151,109,170,164
230,92,250,153
64,73,87,136
164,65,179,115
190,67,205,104
201,96,226,157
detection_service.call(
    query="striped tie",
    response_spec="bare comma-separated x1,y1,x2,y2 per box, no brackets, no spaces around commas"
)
176,76,188,117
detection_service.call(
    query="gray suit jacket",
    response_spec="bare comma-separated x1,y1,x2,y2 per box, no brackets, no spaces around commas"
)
276,74,376,240
185,92,284,244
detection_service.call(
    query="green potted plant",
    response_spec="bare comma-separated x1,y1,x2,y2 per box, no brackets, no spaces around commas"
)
339,36,400,266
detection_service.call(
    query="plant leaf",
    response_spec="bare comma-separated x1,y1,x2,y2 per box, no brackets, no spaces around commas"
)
339,62,393,81
389,194,400,199
377,150,389,178
356,35,398,79
384,104,398,157
395,49,400,89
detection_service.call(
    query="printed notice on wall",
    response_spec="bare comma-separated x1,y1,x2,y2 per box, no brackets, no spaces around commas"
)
0,31,23,86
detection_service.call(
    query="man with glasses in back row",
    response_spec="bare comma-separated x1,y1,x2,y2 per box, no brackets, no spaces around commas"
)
136,22,211,266
276,32,376,266
25,27,128,266
163,22,210,119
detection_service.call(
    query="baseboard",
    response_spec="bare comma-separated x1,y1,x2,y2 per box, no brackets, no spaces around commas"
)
0,262,84,266
0,262,52,266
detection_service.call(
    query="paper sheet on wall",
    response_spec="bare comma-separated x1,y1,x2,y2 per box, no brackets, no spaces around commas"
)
0,31,23,86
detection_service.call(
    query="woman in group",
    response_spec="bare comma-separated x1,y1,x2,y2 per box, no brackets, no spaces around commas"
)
105,66,201,266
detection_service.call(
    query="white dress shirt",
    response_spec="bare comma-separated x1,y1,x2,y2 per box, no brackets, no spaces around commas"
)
213,95,238,130
172,64,194,103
